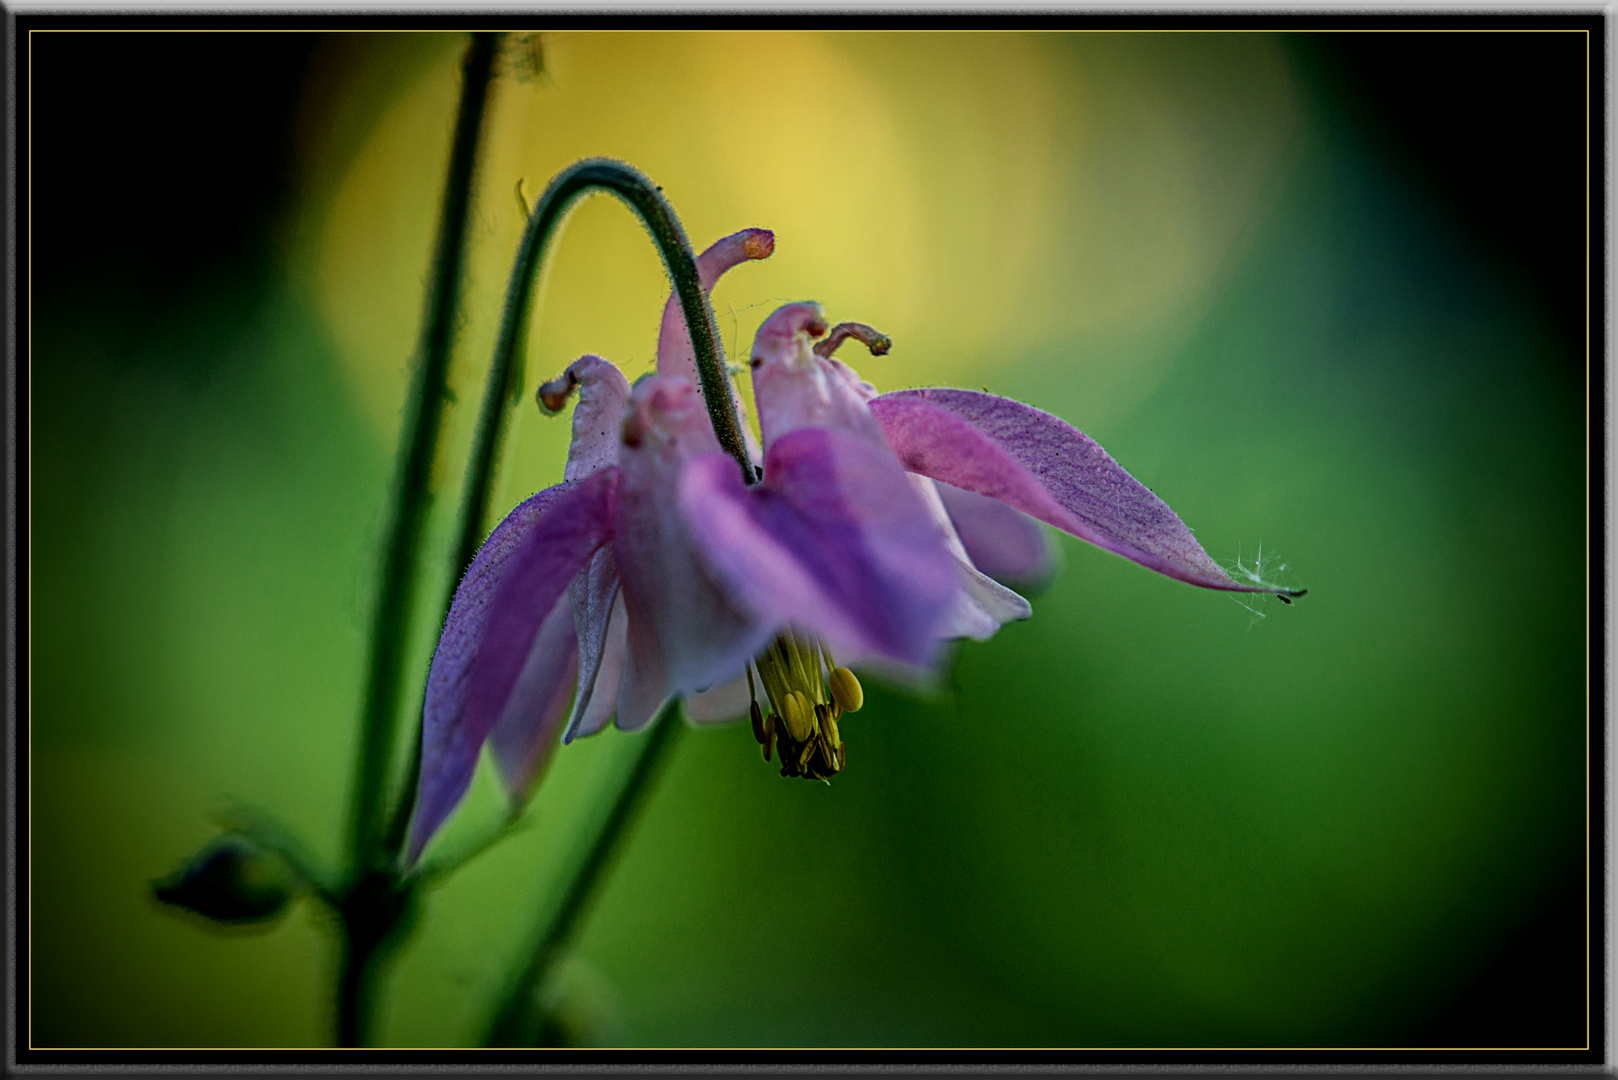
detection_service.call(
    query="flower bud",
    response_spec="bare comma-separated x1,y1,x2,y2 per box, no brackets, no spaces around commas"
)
152,833,301,925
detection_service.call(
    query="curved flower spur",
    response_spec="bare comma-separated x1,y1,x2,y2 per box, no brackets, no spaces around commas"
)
407,229,1304,865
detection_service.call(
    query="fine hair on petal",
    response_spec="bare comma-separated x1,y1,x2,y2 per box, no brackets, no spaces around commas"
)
1224,542,1301,626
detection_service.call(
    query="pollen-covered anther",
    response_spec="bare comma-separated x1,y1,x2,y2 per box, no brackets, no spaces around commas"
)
813,322,892,359
816,703,840,748
784,692,814,742
747,632,856,782
829,666,863,713
536,369,580,414
751,701,777,762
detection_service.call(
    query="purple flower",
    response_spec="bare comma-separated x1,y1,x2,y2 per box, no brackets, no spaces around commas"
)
405,229,1301,864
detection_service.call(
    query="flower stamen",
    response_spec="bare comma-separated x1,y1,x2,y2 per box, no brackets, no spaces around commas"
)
748,633,862,781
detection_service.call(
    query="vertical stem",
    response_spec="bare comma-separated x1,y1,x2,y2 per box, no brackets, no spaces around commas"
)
336,32,500,1048
482,703,686,1047
346,31,499,879
335,946,364,1049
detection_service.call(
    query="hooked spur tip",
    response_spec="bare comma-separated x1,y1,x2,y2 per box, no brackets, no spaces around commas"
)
755,302,828,351
742,229,775,261
537,370,578,415
813,321,893,359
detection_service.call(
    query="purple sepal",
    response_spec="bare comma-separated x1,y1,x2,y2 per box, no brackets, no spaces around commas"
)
934,480,1059,593
408,468,618,865
680,426,958,668
870,389,1295,595
487,594,578,801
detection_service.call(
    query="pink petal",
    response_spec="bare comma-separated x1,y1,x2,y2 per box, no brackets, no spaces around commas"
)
558,356,632,482
561,546,622,743
613,636,669,733
682,675,752,725
487,594,577,800
680,427,959,669
612,376,771,731
870,389,1295,594
409,468,618,865
570,590,627,741
749,302,890,450
908,473,1031,641
656,228,774,382
934,480,1059,593
748,304,1028,644
657,229,773,465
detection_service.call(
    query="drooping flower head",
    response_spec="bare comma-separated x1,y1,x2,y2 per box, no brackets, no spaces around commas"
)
406,227,1302,865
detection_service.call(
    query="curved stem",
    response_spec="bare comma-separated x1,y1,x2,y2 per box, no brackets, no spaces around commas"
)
455,158,754,561
482,702,686,1047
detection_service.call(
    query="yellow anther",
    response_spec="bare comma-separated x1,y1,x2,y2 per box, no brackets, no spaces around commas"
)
792,692,817,742
777,695,798,741
777,693,807,743
829,666,863,713
749,636,860,780
817,705,840,748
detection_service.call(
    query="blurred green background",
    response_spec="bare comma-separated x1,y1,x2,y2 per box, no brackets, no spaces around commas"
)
26,29,1589,1049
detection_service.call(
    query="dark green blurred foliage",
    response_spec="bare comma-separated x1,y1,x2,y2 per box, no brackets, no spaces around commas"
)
152,833,303,925
25,29,1591,1049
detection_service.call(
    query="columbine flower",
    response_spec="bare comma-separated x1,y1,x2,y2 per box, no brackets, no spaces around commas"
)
406,228,1301,864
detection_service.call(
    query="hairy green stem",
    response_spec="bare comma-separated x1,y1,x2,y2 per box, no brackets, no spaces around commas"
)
337,31,500,1047
483,703,686,1047
467,157,755,500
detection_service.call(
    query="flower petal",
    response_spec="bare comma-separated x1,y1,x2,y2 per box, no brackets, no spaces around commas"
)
657,228,774,382
749,302,890,450
560,356,632,482
561,546,623,743
908,473,1031,641
487,594,577,800
657,228,773,465
748,304,1028,643
409,468,618,865
680,426,959,668
613,376,770,731
934,480,1059,593
682,675,752,726
870,389,1293,594
571,590,627,741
